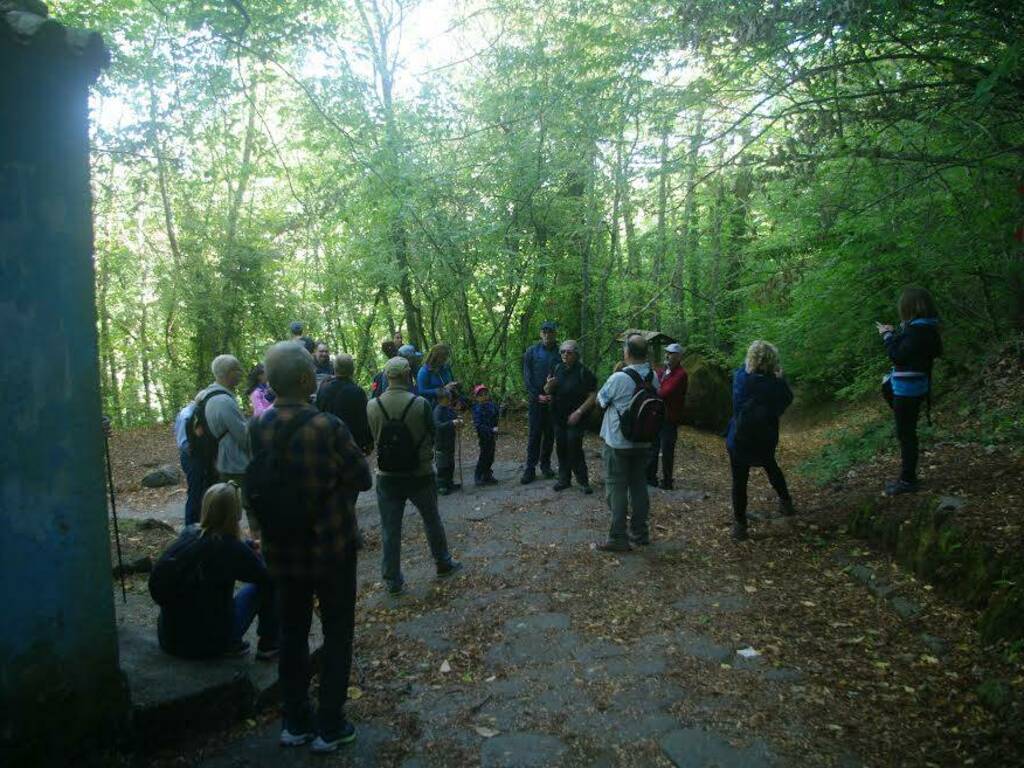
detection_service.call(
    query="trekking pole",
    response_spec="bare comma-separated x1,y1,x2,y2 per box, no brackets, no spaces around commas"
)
103,425,128,604
457,425,464,489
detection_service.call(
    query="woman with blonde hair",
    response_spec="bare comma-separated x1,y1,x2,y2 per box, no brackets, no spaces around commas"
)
148,483,279,659
417,342,459,407
724,340,796,541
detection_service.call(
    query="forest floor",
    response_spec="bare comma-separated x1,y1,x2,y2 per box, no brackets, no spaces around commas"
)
107,396,1024,767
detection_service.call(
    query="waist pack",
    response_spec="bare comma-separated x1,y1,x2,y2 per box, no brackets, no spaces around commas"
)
245,409,320,541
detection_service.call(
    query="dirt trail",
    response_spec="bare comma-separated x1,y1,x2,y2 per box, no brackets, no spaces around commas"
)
112,416,1021,767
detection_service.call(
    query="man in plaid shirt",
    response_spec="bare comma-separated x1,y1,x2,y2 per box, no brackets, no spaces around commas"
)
250,342,371,753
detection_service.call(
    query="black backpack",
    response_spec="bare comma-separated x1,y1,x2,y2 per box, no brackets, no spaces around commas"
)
375,396,426,472
733,383,775,456
619,368,666,442
148,531,212,606
186,390,231,476
244,409,320,541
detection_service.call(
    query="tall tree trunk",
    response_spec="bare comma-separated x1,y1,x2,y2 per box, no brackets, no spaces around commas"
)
652,124,671,329
675,112,704,342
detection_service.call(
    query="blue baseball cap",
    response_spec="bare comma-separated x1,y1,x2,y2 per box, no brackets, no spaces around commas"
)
398,344,423,360
540,321,557,332
289,321,303,334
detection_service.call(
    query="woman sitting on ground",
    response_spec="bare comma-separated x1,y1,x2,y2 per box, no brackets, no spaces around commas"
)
724,340,796,542
876,286,942,496
417,343,459,407
247,363,275,417
149,483,279,660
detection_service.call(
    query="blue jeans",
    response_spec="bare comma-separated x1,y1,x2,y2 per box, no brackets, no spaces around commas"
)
603,444,651,544
526,399,555,471
278,553,357,737
180,447,206,527
231,580,279,645
376,474,453,590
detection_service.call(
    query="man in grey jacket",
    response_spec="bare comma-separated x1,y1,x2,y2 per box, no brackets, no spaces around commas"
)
367,357,461,595
195,354,253,530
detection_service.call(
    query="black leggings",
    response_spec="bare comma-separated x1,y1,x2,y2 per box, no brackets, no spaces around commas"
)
730,455,791,524
893,396,923,483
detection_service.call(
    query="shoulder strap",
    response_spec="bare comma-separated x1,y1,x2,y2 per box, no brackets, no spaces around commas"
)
376,398,391,421
622,368,644,390
198,390,233,441
399,395,419,422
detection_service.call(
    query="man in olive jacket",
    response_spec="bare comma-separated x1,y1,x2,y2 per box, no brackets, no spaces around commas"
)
367,357,462,595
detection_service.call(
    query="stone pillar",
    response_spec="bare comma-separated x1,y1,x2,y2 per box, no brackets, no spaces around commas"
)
0,7,127,764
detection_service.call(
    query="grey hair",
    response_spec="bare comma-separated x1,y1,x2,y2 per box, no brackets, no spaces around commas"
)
334,353,355,378
265,341,315,397
559,339,579,353
744,340,780,375
211,354,241,382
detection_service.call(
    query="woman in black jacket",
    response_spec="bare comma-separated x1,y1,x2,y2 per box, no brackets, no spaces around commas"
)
149,483,279,659
724,341,796,541
876,286,942,496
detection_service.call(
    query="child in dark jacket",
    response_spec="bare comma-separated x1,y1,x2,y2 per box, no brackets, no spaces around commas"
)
877,286,943,496
433,389,462,495
724,340,795,542
471,385,500,485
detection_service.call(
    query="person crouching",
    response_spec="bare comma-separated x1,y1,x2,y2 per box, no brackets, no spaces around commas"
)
434,388,463,495
472,384,499,485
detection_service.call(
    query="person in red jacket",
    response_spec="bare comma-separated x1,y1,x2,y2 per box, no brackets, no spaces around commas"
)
647,343,688,490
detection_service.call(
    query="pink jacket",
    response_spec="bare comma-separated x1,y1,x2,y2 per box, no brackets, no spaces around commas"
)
250,385,274,417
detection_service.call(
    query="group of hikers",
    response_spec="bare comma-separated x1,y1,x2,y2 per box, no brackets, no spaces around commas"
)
146,286,941,752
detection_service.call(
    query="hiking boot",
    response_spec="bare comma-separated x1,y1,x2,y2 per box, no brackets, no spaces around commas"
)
437,559,464,578
647,477,659,488
580,483,594,495
660,479,674,491
310,721,356,753
884,479,919,496
520,468,536,485
629,533,651,546
553,478,571,492
779,499,797,517
541,466,556,479
386,580,406,596
596,541,632,553
731,520,749,542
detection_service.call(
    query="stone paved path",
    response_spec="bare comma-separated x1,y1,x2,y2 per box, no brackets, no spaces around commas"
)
189,457,819,767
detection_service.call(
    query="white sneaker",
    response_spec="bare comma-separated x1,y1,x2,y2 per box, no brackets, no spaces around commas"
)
279,728,314,747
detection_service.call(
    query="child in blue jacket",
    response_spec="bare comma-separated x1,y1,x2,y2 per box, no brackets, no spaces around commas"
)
472,385,500,485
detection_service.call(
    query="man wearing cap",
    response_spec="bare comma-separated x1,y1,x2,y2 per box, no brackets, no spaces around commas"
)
366,357,462,595
544,340,597,494
521,321,560,484
648,343,688,490
397,344,424,392
289,322,315,354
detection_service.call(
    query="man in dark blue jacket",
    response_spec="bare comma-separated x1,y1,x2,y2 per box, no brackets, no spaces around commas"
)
521,321,560,483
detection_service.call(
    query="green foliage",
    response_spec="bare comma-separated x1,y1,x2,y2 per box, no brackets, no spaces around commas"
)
49,0,1024,425
799,418,895,486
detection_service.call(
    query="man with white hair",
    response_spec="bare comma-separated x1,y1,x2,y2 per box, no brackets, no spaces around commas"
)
249,341,372,753
194,354,252,523
367,356,461,596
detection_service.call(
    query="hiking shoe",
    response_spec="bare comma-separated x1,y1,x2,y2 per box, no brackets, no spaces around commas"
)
255,641,280,661
553,479,571,492
224,640,250,658
280,727,314,748
779,499,797,517
386,581,406,596
647,477,659,488
660,479,674,491
596,541,632,553
731,521,749,542
310,722,356,753
580,484,594,495
437,559,464,578
629,534,651,546
884,479,919,496
520,468,536,485
481,476,498,485
541,466,556,479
